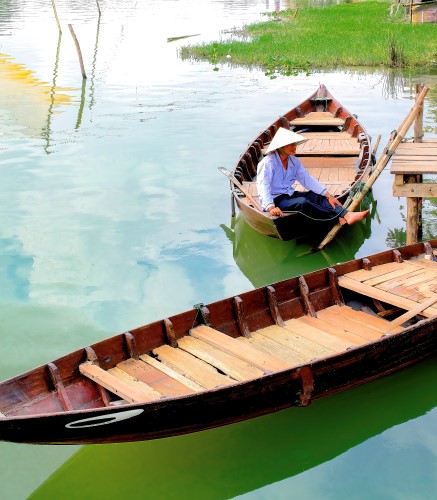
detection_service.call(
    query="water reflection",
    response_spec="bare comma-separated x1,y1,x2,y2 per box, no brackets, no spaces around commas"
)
221,194,375,288
0,52,73,139
30,356,437,499
412,2,437,24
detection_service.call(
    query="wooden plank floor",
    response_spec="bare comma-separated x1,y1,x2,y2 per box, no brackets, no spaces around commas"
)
79,298,409,405
297,137,360,156
391,141,437,175
338,258,437,318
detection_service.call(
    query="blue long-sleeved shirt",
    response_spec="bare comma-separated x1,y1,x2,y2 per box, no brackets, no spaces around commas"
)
256,152,327,211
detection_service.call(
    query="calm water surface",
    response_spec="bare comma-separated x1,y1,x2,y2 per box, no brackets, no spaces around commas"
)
0,1,436,498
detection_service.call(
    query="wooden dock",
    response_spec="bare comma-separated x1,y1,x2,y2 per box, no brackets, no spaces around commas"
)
390,84,436,244
391,139,437,243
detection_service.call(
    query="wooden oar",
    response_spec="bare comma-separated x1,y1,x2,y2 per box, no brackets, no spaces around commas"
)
317,85,430,250
218,167,263,212
384,293,437,333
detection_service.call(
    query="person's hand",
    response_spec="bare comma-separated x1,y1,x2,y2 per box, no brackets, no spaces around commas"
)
269,206,284,217
327,196,342,210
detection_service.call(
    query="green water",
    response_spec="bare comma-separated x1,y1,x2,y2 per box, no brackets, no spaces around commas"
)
0,1,436,498
30,357,437,499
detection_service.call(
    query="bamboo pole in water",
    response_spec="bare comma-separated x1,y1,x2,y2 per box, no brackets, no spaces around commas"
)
51,0,62,33
317,84,430,250
68,24,87,79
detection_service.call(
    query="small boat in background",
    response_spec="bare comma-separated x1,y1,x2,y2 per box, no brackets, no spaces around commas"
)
1,240,437,445
226,84,374,241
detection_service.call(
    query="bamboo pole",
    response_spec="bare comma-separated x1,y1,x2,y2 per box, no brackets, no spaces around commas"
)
95,0,102,16
51,0,62,33
68,24,87,79
414,83,424,142
317,85,429,250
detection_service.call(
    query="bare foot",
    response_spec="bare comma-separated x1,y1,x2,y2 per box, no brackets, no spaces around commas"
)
340,209,370,226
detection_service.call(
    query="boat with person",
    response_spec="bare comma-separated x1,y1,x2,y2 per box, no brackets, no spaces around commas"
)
222,84,375,241
1,239,437,445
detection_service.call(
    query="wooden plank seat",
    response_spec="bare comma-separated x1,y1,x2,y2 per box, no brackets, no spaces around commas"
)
152,345,236,389
299,156,359,168
297,138,360,156
236,325,335,365
116,358,195,396
290,112,345,127
338,261,437,317
177,336,264,382
283,317,358,351
190,325,290,372
107,367,163,398
237,334,306,365
300,132,356,139
79,362,160,403
140,354,204,392
255,325,335,359
296,315,370,346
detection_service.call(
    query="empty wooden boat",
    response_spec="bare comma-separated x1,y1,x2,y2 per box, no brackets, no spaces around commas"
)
227,84,374,240
1,240,437,445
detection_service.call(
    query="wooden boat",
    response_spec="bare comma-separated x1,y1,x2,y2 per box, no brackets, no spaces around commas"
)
227,84,374,241
1,240,437,445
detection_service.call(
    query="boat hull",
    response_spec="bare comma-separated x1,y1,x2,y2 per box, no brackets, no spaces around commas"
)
1,240,437,445
0,317,435,445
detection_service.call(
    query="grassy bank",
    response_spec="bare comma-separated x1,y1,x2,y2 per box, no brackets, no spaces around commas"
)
180,2,437,75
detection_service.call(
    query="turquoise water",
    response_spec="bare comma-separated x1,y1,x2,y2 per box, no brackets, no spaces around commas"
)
0,1,436,498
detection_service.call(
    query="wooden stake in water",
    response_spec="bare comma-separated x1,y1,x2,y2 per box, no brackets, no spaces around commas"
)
68,24,87,79
51,0,62,33
95,0,102,16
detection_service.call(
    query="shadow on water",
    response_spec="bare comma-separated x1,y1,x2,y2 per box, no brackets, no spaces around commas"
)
30,356,437,499
221,194,376,288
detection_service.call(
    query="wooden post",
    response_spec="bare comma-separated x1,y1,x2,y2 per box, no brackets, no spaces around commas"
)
406,174,420,245
51,0,62,33
68,24,87,79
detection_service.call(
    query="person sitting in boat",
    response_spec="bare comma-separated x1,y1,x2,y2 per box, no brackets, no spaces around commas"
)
256,127,370,225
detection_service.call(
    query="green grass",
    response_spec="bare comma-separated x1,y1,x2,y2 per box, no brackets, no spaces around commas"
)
180,2,437,75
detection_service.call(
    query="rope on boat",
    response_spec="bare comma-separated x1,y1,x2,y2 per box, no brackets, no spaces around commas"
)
281,210,342,222
343,181,372,209
192,303,211,329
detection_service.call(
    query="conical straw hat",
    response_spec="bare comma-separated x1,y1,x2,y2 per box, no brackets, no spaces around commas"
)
265,127,308,154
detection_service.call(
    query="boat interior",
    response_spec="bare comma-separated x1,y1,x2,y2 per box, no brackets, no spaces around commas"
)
234,95,372,212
